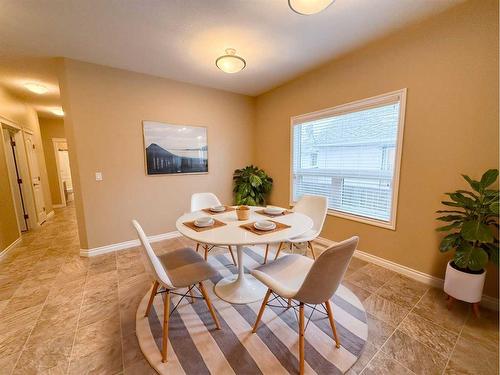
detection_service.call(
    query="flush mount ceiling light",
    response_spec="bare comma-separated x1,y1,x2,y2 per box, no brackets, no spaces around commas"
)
51,108,64,116
288,0,334,15
215,48,246,74
24,82,48,94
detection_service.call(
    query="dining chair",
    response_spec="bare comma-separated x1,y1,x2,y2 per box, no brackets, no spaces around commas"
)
273,195,328,261
132,220,221,363
191,192,237,266
251,236,359,375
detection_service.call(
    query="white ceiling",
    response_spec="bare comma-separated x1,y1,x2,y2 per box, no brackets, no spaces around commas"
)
0,0,462,117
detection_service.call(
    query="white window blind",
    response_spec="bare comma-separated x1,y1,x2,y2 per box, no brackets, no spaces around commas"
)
291,90,406,227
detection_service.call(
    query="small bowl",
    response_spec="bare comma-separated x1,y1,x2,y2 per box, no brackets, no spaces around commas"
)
194,217,214,228
209,205,226,212
254,220,276,231
264,206,284,215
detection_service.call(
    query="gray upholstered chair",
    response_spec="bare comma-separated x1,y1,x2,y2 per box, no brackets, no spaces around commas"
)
132,220,221,363
251,236,359,375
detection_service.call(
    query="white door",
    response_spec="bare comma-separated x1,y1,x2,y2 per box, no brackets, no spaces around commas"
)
24,132,47,224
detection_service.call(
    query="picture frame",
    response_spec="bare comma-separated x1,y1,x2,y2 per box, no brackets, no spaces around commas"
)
142,121,208,175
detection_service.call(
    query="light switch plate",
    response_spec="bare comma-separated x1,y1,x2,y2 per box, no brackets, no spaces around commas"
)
95,172,103,181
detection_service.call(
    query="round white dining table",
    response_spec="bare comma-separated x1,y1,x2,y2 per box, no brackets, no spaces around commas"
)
175,206,313,304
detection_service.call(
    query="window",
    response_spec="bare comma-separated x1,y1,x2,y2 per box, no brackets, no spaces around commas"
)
291,89,406,229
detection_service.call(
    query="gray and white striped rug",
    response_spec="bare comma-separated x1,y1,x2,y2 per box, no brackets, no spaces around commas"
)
136,247,368,374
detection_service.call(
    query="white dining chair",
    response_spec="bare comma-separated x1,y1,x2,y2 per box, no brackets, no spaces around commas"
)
191,192,237,265
252,236,359,375
132,220,221,363
274,195,328,261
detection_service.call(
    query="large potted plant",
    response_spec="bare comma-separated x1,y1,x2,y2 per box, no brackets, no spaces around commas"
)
233,165,273,206
436,169,499,315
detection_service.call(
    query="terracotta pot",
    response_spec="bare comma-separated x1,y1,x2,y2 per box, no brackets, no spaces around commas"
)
444,261,486,303
236,206,250,221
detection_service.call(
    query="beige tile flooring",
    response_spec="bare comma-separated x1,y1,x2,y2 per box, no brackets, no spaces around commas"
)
0,205,498,375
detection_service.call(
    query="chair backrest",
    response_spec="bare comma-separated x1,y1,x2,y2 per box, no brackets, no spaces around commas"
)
293,236,359,304
293,195,328,234
191,192,222,212
131,220,173,289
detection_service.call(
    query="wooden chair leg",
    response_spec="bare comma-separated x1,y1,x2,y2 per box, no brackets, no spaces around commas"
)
145,280,159,317
299,302,305,375
204,244,209,260
287,298,292,309
325,300,341,348
188,287,195,304
447,295,454,310
199,281,221,329
308,241,317,260
264,244,269,264
472,302,480,318
227,245,237,266
162,290,171,362
196,243,200,252
274,242,284,260
253,288,272,333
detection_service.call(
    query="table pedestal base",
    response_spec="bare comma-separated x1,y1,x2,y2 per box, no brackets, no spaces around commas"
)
214,245,267,304
214,274,267,304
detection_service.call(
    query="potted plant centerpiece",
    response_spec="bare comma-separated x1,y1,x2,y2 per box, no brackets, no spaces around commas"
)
233,165,273,206
436,169,499,316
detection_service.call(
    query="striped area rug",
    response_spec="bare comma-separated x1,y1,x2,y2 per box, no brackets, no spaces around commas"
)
136,247,368,374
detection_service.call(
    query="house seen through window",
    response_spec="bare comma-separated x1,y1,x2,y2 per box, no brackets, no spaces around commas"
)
291,90,406,228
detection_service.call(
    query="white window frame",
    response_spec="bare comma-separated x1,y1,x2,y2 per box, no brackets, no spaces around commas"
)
289,88,407,230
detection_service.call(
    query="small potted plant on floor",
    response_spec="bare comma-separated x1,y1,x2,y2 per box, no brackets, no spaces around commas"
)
436,169,499,316
233,165,273,206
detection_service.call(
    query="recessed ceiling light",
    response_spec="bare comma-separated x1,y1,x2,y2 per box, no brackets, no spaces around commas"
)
215,48,246,74
24,82,48,95
50,108,64,116
288,0,334,15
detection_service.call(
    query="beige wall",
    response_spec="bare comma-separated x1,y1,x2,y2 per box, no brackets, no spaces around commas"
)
255,0,499,297
0,86,53,251
39,117,66,206
58,59,255,249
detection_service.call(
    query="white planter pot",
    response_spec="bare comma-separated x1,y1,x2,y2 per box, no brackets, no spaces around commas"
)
444,261,486,303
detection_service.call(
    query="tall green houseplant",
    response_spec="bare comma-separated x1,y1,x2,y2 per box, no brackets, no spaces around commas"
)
436,169,499,272
233,165,273,206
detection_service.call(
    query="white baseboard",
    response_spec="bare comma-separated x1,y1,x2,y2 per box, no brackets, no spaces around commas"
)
52,204,66,208
80,230,181,257
317,237,499,311
0,237,22,261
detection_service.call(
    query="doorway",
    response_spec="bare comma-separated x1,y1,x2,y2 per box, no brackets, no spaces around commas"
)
53,138,73,206
23,131,47,224
2,128,29,231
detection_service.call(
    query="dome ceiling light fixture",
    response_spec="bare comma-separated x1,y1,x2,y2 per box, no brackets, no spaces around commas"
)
288,0,334,15
24,82,48,94
215,48,246,74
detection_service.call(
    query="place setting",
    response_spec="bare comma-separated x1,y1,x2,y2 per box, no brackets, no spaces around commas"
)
182,215,226,232
201,205,236,215
256,205,293,218
239,219,291,235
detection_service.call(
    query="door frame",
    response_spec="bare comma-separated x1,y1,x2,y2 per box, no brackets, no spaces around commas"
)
0,117,38,232
52,137,68,207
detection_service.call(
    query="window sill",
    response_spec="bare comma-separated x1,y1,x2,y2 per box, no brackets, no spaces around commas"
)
326,209,396,230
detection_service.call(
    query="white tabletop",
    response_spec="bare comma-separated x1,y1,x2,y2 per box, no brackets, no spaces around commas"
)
175,206,314,246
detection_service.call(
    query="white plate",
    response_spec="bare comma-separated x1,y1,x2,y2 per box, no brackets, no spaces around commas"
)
210,206,226,212
194,218,215,228
254,220,276,231
264,207,284,215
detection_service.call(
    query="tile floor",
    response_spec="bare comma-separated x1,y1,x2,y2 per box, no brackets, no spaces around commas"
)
0,205,498,374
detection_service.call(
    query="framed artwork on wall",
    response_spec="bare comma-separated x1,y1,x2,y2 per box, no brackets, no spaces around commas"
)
142,121,208,175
